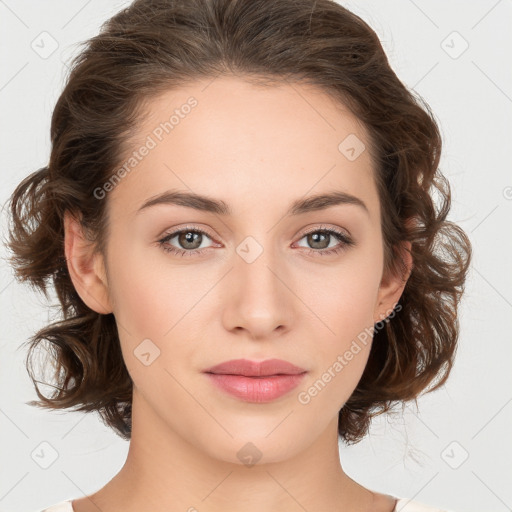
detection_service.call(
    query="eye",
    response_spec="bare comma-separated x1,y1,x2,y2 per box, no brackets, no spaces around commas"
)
157,226,217,257
157,224,355,258
294,225,355,257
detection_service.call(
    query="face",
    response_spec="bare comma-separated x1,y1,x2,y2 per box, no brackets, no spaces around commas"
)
71,75,406,465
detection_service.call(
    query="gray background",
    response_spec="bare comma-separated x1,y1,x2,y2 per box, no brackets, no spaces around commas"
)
1,1,511,511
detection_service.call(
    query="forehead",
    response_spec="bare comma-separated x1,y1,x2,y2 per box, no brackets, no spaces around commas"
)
134,75,371,154
109,75,379,222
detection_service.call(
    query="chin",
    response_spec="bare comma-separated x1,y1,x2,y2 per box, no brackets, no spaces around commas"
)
194,422,315,466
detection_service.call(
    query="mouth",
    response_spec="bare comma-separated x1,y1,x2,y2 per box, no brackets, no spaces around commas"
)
204,373,307,403
203,359,307,403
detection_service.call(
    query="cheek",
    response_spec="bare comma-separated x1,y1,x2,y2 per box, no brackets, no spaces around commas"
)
105,235,188,338
300,346,371,412
104,241,197,400
293,244,382,409
296,283,375,417
298,242,383,338
104,237,216,379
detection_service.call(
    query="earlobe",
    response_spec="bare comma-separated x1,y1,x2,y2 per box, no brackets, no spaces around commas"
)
63,211,112,315
373,240,413,323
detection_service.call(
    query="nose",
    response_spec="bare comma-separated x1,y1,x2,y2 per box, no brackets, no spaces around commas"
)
220,236,296,341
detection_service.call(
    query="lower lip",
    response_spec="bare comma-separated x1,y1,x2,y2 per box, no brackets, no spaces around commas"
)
205,372,306,403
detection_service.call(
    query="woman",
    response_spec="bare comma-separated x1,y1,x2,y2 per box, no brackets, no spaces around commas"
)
6,0,471,510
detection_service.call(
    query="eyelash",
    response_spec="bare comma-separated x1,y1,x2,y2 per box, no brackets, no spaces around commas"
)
157,224,355,258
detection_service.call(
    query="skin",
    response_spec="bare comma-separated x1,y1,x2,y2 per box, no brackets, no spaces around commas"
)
64,75,412,512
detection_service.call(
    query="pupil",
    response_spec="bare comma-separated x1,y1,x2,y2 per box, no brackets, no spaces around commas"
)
310,232,328,249
181,231,200,249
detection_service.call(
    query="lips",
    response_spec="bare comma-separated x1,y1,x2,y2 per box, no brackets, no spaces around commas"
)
203,359,307,403
204,358,307,377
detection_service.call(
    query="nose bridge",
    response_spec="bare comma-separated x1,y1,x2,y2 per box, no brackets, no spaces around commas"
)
223,233,294,336
235,233,284,302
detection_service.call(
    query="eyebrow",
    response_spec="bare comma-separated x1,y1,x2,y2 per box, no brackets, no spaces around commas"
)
136,189,369,217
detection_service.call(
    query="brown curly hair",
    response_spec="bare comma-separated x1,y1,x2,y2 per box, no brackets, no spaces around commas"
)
4,0,471,445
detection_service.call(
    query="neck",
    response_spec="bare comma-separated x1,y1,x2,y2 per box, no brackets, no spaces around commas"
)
77,388,382,512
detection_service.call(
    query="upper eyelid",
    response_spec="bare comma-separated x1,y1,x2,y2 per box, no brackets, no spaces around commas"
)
160,225,215,241
300,224,350,237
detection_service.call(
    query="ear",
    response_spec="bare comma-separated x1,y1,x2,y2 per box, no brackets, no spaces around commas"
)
373,239,413,324
63,211,113,314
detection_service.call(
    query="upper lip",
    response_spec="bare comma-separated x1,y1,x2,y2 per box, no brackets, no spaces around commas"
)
204,358,307,377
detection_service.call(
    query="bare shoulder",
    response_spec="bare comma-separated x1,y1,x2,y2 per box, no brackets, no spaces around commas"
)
371,490,400,511
394,497,455,511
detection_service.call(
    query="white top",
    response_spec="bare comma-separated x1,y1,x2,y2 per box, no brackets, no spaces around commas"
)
39,497,454,511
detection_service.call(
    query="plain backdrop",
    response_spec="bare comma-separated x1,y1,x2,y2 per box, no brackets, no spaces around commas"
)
0,1,511,511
